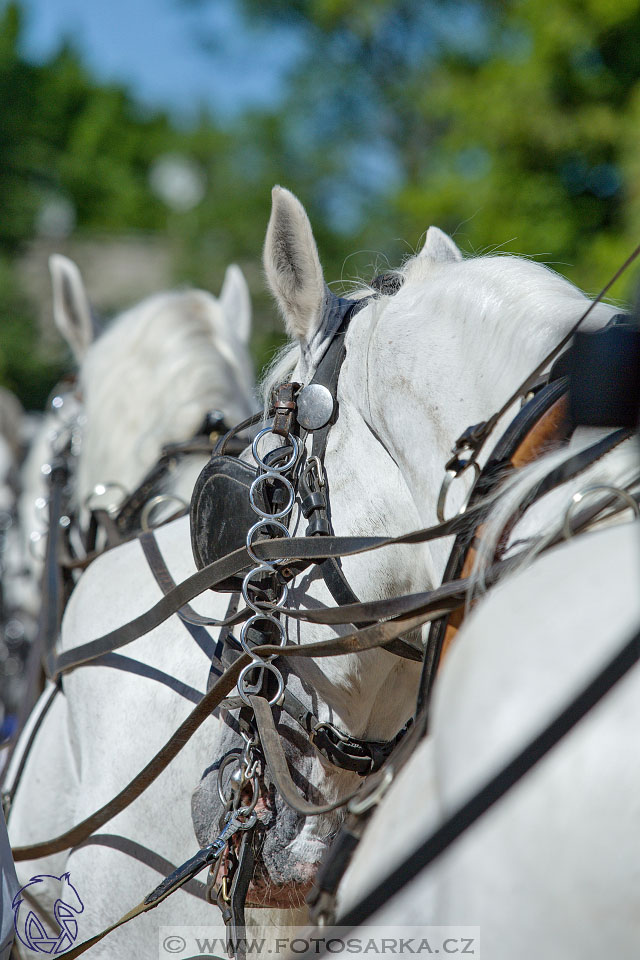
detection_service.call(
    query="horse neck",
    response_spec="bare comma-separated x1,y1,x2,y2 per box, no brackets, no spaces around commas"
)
357,262,619,580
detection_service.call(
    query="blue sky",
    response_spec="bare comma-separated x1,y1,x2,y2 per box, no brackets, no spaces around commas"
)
14,0,305,121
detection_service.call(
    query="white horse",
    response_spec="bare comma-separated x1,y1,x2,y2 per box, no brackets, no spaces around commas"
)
20,254,256,565
339,432,640,958
7,257,258,956
7,187,620,957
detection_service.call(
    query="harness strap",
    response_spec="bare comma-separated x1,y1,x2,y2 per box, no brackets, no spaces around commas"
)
219,409,271,455
280,688,411,775
319,557,422,661
442,242,640,478
249,695,360,815
0,683,60,807
114,432,232,539
12,657,248,861
421,421,633,711
38,456,70,658
49,421,633,681
305,710,429,923
328,622,640,938
14,608,450,861
139,530,242,633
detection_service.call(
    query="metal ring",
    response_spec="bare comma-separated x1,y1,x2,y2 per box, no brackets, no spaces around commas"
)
241,565,288,610
140,494,188,531
239,613,286,657
217,767,260,814
249,472,295,520
251,428,299,473
246,518,291,565
217,750,243,805
436,460,481,524
237,661,285,707
347,768,395,816
562,484,640,540
84,481,128,514
235,774,261,816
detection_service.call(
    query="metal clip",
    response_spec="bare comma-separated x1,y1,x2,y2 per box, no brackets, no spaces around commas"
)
436,458,481,523
310,720,350,745
304,455,325,489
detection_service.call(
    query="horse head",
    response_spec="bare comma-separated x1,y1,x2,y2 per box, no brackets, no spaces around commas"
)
22,257,258,548
192,186,619,912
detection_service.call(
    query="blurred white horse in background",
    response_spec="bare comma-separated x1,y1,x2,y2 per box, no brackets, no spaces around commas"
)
0,387,30,743
19,254,256,603
6,256,258,957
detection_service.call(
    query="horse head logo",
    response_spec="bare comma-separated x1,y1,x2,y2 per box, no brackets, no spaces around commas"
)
12,872,84,954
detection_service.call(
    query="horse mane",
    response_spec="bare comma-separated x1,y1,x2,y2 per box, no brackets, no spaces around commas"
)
261,249,615,404
262,246,631,590
77,288,255,501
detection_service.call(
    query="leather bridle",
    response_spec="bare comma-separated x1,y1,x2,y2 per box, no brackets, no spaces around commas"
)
6,250,640,958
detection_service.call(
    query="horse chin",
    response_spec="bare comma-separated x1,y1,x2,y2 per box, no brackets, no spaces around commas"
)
192,761,328,900
246,871,315,909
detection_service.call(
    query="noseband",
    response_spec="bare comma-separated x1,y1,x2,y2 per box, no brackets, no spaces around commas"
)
11,258,640,959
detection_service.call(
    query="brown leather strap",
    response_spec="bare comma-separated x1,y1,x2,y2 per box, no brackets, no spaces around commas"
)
12,658,249,861
14,607,451,861
51,898,151,959
49,510,484,678
249,695,360,815
139,530,248,629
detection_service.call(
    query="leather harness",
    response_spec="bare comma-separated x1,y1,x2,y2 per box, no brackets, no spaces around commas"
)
5,249,640,957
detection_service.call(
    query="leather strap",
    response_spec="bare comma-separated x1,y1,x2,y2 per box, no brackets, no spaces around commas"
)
49,419,631,682
319,557,422,661
280,688,411,775
249,695,361,815
331,623,640,936
1,683,60,807
47,513,487,678
38,456,70,658
226,830,255,959
12,658,248,861
15,608,451,861
421,391,632,713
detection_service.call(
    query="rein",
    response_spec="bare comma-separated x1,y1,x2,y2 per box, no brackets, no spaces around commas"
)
9,257,640,958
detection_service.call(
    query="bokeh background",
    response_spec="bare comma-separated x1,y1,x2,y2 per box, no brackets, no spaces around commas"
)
1,0,639,409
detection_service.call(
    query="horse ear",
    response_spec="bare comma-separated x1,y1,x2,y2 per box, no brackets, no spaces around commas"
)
420,227,462,264
220,264,251,344
263,186,326,342
49,254,94,363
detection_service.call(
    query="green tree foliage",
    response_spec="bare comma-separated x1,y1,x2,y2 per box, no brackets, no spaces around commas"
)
0,2,179,406
3,0,640,410
391,0,640,294
235,0,640,296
